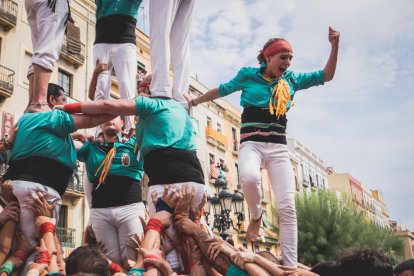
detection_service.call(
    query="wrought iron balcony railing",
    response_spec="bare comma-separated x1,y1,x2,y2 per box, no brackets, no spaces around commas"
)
56,227,76,248
0,64,14,99
0,0,17,31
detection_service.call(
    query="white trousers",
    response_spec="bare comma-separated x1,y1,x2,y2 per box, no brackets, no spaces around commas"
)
238,141,297,267
12,180,62,276
149,0,195,106
147,182,206,269
25,0,68,76
93,43,137,130
90,202,146,264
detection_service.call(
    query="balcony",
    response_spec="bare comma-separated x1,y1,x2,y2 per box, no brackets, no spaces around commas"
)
206,126,227,151
56,227,76,248
64,175,84,204
0,0,17,31
60,35,85,67
0,64,14,99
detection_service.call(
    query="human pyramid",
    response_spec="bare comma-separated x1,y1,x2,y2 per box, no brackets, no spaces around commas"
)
6,0,402,275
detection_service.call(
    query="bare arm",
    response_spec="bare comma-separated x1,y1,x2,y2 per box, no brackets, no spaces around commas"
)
192,88,220,106
0,220,17,264
323,27,340,82
72,113,117,130
88,60,108,100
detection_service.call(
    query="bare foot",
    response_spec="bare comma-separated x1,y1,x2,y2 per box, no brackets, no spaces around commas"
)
246,217,262,242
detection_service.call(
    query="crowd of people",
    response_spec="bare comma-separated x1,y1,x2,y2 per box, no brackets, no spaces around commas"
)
0,0,412,275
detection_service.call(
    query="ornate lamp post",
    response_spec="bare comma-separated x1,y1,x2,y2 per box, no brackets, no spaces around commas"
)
203,193,212,225
207,177,245,239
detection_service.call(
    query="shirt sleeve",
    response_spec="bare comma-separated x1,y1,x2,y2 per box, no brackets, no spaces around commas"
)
76,140,91,162
289,69,325,92
135,97,157,119
46,110,77,136
218,67,249,97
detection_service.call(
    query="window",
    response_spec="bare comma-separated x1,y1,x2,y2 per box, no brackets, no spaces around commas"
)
217,123,222,133
57,205,68,228
243,243,248,249
254,245,260,252
0,37,2,60
207,116,212,127
235,163,240,189
190,117,200,136
232,127,238,151
58,69,72,97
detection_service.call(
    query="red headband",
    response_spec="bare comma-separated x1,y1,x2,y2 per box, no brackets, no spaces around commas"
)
263,40,292,58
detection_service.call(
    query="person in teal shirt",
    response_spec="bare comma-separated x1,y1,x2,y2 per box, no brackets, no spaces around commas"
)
57,95,206,270
3,83,114,274
76,117,145,264
93,0,142,131
190,27,341,268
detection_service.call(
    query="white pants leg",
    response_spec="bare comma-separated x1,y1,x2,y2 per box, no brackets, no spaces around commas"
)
12,180,61,275
25,0,68,76
93,43,136,130
263,143,297,267
238,141,264,220
90,202,145,263
93,43,113,101
111,43,137,130
147,182,206,269
170,0,195,106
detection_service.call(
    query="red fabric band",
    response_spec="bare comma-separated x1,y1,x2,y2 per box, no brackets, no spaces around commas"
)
144,255,161,271
14,250,27,262
110,262,123,273
187,262,196,272
146,218,163,234
39,222,56,236
263,40,293,58
35,250,50,264
64,102,82,113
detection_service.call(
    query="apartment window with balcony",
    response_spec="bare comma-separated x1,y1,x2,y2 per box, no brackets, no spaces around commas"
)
232,127,238,151
207,116,212,127
58,69,72,97
57,205,68,229
217,122,222,133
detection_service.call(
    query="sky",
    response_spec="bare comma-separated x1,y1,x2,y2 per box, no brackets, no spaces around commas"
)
138,0,414,231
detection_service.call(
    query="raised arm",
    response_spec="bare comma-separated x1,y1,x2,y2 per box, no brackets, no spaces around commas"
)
323,26,340,82
88,60,108,101
191,88,220,106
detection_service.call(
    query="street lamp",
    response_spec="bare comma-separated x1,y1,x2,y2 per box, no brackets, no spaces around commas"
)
207,179,245,239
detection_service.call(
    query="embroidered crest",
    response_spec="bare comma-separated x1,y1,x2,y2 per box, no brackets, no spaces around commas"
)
121,153,130,167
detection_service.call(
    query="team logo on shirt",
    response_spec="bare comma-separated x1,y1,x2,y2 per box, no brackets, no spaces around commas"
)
121,153,130,167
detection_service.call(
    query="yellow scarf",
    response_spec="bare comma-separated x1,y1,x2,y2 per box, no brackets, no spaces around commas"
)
269,79,291,119
95,147,116,190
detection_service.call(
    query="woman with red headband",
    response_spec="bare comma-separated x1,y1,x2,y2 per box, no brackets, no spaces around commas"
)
190,27,340,268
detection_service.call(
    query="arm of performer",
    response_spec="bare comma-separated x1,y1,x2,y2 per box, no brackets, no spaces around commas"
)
56,99,136,117
71,113,117,130
190,87,220,107
323,26,340,82
88,60,108,101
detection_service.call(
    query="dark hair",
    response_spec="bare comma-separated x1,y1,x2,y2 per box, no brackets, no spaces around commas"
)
336,248,393,276
257,38,287,64
394,259,414,275
65,244,110,276
311,261,338,276
47,83,65,104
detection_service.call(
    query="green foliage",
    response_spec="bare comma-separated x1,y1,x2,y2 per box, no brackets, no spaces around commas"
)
271,190,404,266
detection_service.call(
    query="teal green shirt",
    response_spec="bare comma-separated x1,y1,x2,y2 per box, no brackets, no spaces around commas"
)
77,136,143,182
10,110,77,169
226,263,249,276
95,0,142,21
218,67,325,109
134,97,196,159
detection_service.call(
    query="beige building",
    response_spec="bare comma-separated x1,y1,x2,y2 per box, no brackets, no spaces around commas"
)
327,168,390,227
